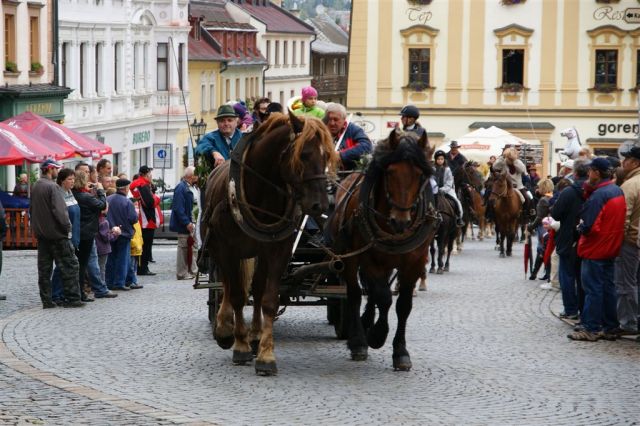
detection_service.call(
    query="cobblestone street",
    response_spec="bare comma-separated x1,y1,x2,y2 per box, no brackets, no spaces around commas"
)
1,238,639,425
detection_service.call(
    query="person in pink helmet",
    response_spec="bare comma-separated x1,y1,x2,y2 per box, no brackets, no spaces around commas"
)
293,86,325,119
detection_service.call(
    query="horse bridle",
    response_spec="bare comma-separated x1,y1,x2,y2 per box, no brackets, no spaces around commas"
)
383,174,430,213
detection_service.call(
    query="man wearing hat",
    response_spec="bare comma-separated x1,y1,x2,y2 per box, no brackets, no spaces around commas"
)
195,105,242,169
568,157,626,341
445,140,468,177
31,159,84,308
399,105,426,139
612,145,640,336
131,165,159,276
106,178,139,291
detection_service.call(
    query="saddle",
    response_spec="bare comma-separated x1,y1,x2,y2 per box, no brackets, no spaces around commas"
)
436,193,456,218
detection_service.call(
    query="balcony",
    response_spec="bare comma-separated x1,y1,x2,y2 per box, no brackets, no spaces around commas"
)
311,75,347,96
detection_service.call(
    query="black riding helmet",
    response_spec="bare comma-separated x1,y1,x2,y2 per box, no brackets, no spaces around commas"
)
434,150,446,159
400,105,420,119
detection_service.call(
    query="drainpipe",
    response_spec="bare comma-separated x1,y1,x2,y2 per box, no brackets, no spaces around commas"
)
52,0,59,85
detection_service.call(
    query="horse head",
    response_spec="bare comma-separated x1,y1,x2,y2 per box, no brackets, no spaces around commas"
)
280,111,337,218
489,170,509,200
370,128,432,233
462,161,484,190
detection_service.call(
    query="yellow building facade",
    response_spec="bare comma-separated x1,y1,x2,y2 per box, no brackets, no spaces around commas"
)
348,0,640,176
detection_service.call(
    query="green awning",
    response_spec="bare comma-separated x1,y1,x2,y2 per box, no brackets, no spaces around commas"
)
0,84,72,122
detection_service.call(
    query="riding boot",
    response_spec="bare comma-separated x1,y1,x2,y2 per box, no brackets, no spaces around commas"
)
529,254,543,280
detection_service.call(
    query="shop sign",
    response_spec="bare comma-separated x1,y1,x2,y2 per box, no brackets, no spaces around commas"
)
153,143,172,169
18,101,61,116
597,123,639,137
132,130,151,145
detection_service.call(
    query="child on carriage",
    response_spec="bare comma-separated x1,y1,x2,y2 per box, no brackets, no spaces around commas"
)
434,150,465,227
292,86,325,119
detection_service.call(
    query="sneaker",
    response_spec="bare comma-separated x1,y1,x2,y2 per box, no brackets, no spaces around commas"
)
539,283,553,290
95,291,118,299
137,270,156,276
177,275,195,280
110,286,130,291
62,300,86,308
81,294,95,302
559,312,580,320
128,284,144,290
567,330,602,341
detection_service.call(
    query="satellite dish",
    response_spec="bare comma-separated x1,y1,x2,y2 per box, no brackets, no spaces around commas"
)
617,139,640,160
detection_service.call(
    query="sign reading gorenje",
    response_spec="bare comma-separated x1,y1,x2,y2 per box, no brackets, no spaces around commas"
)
624,8,640,23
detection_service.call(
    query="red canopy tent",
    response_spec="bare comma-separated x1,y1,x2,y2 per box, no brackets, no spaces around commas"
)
0,122,75,165
3,111,112,159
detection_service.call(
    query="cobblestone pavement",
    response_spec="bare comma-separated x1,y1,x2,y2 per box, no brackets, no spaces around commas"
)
1,238,639,425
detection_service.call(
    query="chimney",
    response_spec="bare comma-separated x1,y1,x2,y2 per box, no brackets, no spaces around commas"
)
270,0,282,7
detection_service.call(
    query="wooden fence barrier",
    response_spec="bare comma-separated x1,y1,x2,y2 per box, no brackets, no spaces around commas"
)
4,208,37,249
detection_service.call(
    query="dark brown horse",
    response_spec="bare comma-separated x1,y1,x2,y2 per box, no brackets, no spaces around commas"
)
329,129,439,371
488,171,521,257
453,161,484,250
201,112,336,376
429,193,458,274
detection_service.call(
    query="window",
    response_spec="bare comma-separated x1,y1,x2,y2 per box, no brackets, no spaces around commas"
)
279,90,284,105
266,40,271,64
178,43,184,90
292,41,297,65
157,42,168,91
130,147,150,177
114,42,123,93
275,40,280,65
283,41,288,65
409,48,430,87
300,41,305,65
290,89,294,99
133,43,138,90
501,49,524,85
333,58,338,75
245,77,250,98
319,58,325,76
595,49,617,86
61,42,69,86
340,58,346,75
267,91,272,101
255,78,259,98
225,79,230,102
209,84,215,110
30,16,39,64
4,13,16,66
235,78,240,100
79,43,85,97
113,152,121,176
201,85,206,112
95,43,102,95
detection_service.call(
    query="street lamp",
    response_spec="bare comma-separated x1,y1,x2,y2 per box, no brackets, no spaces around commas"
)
190,117,207,144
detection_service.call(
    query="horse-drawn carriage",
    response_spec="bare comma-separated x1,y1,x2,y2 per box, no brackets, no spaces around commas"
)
193,112,440,376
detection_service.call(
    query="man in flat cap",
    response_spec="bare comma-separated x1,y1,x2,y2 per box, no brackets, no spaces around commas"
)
195,104,242,169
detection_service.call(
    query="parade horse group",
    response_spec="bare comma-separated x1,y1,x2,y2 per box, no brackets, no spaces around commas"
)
201,112,439,375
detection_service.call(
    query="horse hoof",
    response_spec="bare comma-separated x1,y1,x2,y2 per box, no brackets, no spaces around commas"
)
428,267,435,274
436,268,444,274
250,340,260,357
506,252,512,257
232,350,254,365
419,283,427,291
443,265,449,272
215,334,235,350
351,347,368,361
255,360,278,376
367,323,389,349
392,355,412,371
499,253,506,258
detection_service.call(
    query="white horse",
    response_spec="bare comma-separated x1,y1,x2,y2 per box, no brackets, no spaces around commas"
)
559,127,582,160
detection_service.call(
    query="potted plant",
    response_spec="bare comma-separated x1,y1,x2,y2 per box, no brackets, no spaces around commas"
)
594,82,617,93
500,82,524,93
5,61,18,73
406,81,431,92
30,62,44,74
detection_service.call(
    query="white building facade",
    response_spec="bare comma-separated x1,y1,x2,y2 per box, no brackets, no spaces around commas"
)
59,0,191,187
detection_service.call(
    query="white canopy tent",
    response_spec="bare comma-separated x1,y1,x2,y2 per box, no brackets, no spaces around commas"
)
437,126,530,163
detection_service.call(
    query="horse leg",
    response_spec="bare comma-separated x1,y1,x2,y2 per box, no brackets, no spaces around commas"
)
437,234,445,274
392,272,418,372
418,267,427,291
429,241,436,273
214,257,236,350
478,215,485,241
363,269,392,350
444,232,455,272
499,228,506,258
345,259,367,361
230,259,254,365
249,258,267,357
255,251,289,376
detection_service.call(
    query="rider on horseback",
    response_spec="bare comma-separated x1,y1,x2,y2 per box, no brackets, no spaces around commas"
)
492,147,535,217
434,150,465,227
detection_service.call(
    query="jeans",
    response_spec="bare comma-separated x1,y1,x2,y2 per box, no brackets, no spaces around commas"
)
558,253,579,316
87,240,110,296
106,237,131,289
98,254,108,286
581,258,619,333
37,238,80,304
126,255,138,285
613,242,639,331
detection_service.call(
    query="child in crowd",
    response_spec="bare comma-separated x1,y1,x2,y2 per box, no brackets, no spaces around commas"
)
96,207,121,285
127,216,143,289
530,217,552,281
292,86,325,119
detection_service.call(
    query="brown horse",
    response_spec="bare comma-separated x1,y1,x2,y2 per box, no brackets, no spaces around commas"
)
429,193,458,274
488,171,521,257
328,129,439,371
201,112,336,376
454,161,485,250
464,184,486,241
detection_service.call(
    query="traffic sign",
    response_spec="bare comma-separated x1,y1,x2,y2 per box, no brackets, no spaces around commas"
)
153,143,172,169
624,8,640,23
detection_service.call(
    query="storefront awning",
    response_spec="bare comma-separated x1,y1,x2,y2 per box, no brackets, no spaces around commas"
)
469,122,555,130
0,84,72,122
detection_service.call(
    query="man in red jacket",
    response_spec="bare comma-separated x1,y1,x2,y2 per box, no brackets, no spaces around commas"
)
130,165,159,276
568,158,626,341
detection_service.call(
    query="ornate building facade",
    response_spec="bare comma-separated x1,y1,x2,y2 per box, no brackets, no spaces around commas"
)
348,0,640,176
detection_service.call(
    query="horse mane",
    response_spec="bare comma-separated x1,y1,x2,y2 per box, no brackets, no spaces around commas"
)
367,131,432,179
288,116,337,176
246,113,337,176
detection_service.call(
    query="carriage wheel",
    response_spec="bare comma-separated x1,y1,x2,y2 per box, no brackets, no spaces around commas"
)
333,299,349,340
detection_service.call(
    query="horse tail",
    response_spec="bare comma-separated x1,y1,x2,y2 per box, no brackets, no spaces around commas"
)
240,257,256,302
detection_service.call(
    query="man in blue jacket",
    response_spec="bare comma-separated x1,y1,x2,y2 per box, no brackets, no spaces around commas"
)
170,166,196,280
106,179,138,291
195,105,242,170
325,102,373,170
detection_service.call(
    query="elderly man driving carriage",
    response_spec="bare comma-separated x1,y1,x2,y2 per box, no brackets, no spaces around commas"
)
324,102,373,170
195,105,243,170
